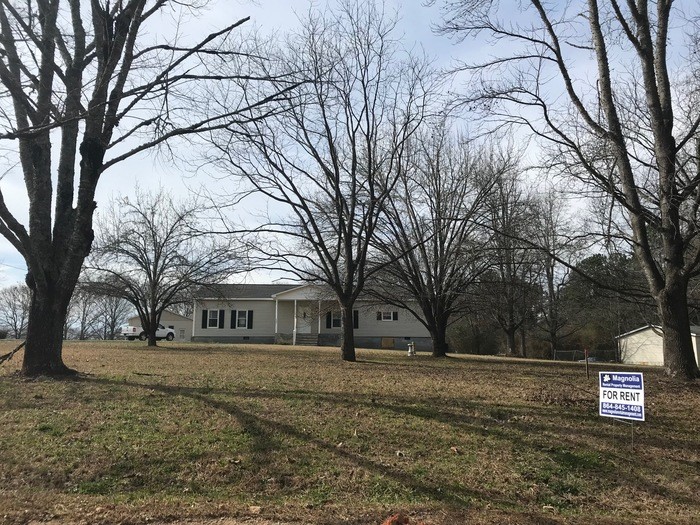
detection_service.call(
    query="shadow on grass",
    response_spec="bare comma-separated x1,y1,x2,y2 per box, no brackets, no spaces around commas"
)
77,374,699,514
84,376,513,511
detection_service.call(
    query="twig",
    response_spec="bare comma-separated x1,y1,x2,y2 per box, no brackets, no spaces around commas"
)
0,340,26,365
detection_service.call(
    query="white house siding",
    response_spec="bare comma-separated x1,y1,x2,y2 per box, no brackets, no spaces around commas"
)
318,303,431,350
618,326,700,367
128,310,192,341
619,329,664,366
192,299,278,343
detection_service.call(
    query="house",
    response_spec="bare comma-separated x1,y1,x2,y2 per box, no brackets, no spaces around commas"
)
192,283,431,350
616,324,700,367
127,309,193,341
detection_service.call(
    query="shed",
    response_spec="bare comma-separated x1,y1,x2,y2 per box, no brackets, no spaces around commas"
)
616,324,700,367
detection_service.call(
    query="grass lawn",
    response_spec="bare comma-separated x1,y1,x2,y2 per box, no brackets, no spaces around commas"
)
0,341,698,525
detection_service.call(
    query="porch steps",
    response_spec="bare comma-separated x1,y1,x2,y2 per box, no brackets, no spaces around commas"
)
295,334,319,346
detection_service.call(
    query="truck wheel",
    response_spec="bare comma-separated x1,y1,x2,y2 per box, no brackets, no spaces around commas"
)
166,333,174,341
127,336,135,341
138,332,147,341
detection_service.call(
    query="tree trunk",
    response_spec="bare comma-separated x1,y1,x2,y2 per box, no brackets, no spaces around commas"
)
340,303,356,362
430,317,449,357
657,284,699,380
147,311,158,347
147,320,157,346
520,327,527,358
505,327,517,356
22,288,74,376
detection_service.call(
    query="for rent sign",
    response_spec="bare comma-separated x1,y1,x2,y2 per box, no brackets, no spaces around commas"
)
599,372,645,421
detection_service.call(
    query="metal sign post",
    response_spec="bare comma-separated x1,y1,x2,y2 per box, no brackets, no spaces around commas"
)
613,418,636,450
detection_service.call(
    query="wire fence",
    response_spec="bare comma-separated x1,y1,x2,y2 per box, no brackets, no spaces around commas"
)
553,348,618,362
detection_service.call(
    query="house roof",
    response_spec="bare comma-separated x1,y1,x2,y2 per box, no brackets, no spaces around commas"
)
616,324,700,339
159,309,193,321
194,283,299,299
271,283,333,299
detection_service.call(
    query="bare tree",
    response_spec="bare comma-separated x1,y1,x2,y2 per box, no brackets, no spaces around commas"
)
95,293,132,340
212,0,434,361
0,1,289,375
531,189,585,358
0,284,30,339
88,188,241,346
166,301,193,320
69,283,101,340
479,157,540,356
373,123,492,357
561,252,655,357
436,1,700,379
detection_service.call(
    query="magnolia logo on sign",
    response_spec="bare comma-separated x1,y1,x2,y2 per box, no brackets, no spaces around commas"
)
599,372,645,421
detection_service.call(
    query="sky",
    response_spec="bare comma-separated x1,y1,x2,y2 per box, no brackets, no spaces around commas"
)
0,0,464,286
5,0,681,286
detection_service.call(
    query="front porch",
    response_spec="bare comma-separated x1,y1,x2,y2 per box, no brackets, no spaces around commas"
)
272,286,339,346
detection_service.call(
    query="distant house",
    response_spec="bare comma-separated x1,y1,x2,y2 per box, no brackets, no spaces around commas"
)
127,310,193,342
192,283,431,350
616,324,700,367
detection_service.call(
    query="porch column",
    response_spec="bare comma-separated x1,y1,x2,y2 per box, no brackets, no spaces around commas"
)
318,300,321,334
274,299,279,339
293,299,298,345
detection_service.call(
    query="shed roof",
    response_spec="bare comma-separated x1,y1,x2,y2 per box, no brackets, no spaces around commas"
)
616,324,700,339
194,283,298,299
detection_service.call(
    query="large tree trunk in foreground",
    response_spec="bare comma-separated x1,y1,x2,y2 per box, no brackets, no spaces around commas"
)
22,287,74,376
0,3,261,377
657,283,699,380
340,303,356,362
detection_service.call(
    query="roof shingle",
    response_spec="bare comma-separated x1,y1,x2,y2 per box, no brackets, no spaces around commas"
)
194,283,299,299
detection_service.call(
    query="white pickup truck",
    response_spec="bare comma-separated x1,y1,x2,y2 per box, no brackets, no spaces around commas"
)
121,323,175,341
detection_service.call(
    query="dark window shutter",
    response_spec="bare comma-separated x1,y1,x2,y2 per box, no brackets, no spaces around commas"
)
247,310,254,329
231,310,237,329
201,310,208,329
326,312,332,329
392,311,398,321
218,309,225,329
353,310,359,329
376,311,382,321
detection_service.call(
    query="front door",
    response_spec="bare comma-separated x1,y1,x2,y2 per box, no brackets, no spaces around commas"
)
298,306,312,334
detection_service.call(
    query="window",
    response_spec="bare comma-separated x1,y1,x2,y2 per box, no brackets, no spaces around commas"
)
377,311,398,321
202,309,224,329
230,309,254,329
326,310,359,329
332,311,341,328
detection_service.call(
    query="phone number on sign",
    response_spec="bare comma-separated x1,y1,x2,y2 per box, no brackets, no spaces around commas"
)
601,403,642,412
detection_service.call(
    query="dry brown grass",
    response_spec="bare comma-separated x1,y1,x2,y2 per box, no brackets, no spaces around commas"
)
0,340,698,525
